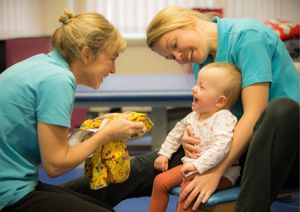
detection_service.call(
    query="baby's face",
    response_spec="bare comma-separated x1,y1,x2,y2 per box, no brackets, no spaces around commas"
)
191,67,226,113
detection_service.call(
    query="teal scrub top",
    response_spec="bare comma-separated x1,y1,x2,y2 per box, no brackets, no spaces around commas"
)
0,50,76,209
192,17,300,119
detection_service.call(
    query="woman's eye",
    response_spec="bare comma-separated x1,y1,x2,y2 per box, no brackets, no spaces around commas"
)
111,54,119,61
172,40,177,49
111,56,118,61
165,55,175,60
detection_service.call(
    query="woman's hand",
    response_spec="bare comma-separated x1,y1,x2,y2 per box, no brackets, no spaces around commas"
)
180,170,222,211
100,115,144,142
182,125,201,159
154,155,169,171
95,112,119,120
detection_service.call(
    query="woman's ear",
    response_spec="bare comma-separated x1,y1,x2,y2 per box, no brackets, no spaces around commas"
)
81,46,91,64
216,95,228,108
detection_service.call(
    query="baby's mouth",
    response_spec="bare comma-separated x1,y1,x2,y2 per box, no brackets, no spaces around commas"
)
193,95,198,104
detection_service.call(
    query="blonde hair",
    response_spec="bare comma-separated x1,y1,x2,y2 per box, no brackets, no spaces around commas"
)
52,10,126,63
205,62,242,109
146,6,212,48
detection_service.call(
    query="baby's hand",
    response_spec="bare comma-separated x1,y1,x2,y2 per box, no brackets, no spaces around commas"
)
181,162,197,177
154,155,169,172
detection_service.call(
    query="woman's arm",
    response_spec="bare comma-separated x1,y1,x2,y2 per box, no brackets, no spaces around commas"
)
180,83,269,211
38,116,144,178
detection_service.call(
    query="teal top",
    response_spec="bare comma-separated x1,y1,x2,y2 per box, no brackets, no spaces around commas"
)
192,17,300,119
0,50,76,209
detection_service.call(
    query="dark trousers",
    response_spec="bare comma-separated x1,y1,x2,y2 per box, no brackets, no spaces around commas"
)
64,98,299,211
2,182,114,212
236,98,299,212
62,147,184,207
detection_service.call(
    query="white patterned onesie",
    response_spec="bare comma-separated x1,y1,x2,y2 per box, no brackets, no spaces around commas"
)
158,109,240,184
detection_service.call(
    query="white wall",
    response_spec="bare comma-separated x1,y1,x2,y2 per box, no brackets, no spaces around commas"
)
116,39,184,75
0,0,298,75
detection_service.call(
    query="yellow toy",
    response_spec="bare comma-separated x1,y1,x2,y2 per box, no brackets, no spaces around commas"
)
80,112,153,190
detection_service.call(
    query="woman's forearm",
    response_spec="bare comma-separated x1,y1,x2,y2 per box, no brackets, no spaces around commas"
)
57,131,110,175
215,84,269,176
39,123,110,177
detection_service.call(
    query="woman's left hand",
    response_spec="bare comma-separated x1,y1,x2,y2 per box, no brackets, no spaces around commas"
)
182,126,201,159
179,170,221,211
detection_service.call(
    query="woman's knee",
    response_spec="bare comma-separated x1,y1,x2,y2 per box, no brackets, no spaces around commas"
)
264,98,299,125
268,98,299,117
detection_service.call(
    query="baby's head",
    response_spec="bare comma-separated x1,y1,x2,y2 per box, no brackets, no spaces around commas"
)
192,62,241,113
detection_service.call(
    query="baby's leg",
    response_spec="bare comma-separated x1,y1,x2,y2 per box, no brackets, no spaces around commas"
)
149,165,183,212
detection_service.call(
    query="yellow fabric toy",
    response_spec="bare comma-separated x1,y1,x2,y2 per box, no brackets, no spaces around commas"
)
80,112,153,190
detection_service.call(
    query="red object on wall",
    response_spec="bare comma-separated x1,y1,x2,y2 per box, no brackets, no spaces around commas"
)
71,107,89,129
264,19,300,40
5,37,52,68
193,8,223,18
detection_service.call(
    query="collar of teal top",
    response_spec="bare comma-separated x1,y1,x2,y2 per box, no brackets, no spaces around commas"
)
47,49,70,70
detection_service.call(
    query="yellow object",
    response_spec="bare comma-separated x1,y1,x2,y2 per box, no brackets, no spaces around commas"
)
80,112,153,190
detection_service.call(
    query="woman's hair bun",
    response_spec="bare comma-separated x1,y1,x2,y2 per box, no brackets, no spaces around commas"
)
59,10,74,25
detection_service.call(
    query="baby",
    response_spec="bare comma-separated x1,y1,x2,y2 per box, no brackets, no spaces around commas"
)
149,62,242,212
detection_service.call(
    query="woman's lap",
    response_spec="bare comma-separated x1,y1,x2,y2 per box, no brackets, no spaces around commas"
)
3,182,114,212
237,98,299,211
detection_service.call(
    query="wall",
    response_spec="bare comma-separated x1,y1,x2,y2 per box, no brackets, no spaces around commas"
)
116,39,184,75
0,0,298,75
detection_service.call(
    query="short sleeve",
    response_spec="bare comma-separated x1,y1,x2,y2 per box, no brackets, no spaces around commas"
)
36,74,75,128
233,30,273,87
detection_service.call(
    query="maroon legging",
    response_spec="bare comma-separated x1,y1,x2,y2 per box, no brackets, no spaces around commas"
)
149,165,232,212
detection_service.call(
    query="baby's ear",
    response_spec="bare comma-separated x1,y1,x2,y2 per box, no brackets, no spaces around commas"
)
216,95,227,108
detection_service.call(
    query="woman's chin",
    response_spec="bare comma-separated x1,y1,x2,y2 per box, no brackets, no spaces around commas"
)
92,80,103,89
88,82,101,89
94,83,101,89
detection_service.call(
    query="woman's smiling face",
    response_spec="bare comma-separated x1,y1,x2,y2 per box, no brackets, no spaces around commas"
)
151,27,210,64
73,48,118,89
82,52,118,89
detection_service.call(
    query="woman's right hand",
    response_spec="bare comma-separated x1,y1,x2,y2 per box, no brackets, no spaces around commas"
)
99,114,144,142
182,125,201,159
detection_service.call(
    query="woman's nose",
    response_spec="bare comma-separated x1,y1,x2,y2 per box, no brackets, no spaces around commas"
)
173,51,183,63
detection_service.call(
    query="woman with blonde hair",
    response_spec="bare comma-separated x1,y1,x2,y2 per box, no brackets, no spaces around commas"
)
146,6,299,212
0,11,145,212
